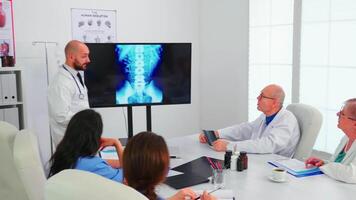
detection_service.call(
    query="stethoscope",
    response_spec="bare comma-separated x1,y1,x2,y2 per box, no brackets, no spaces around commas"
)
62,65,85,99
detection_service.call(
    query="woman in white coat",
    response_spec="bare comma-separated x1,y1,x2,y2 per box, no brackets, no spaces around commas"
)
305,98,356,184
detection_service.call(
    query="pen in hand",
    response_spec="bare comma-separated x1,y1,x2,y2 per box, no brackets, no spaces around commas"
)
170,156,181,159
194,187,221,200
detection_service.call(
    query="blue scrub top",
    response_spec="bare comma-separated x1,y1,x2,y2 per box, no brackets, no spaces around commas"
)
75,156,123,183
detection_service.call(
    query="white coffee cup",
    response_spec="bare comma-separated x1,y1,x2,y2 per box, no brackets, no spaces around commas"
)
271,168,286,181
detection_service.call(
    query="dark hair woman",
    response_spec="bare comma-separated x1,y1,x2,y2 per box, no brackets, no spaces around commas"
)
123,131,216,200
48,109,124,183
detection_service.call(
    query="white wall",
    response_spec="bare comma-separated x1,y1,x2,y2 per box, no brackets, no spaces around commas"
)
13,0,250,167
13,0,201,166
199,0,249,129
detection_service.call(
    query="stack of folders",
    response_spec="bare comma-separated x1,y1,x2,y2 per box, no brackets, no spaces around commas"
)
268,158,323,177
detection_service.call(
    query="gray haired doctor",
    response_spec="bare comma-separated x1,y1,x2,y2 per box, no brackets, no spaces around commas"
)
199,84,300,157
48,40,91,146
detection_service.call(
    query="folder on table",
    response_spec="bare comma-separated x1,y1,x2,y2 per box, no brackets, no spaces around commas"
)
171,156,223,179
268,158,323,177
165,156,223,189
165,173,209,189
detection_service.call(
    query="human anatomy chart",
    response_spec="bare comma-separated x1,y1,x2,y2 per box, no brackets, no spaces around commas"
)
71,8,116,43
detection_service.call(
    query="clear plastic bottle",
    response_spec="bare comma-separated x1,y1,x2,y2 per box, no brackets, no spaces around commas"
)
230,154,238,171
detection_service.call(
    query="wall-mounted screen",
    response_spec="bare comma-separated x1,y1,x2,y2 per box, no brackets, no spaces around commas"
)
84,43,192,107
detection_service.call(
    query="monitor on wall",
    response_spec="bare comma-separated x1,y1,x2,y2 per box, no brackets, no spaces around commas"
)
84,43,192,108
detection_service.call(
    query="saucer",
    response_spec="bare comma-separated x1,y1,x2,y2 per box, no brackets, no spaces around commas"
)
268,175,288,183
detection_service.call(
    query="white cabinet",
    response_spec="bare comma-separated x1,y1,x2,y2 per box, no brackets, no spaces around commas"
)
0,67,25,129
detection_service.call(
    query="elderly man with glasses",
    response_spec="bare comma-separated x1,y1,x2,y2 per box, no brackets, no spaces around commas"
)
199,84,300,157
305,98,356,184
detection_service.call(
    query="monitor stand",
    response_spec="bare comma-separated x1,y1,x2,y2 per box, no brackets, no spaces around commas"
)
126,105,152,139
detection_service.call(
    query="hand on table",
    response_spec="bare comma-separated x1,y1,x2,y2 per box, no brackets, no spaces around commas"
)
212,139,228,152
305,157,324,168
201,191,217,200
168,188,197,200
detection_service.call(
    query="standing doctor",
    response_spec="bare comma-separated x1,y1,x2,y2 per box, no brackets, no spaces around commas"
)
48,40,91,146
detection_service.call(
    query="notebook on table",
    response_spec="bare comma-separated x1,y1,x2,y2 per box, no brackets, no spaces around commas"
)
165,173,209,189
165,156,223,189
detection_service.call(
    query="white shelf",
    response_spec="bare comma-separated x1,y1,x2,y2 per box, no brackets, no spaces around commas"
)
0,102,23,107
0,67,23,72
0,68,24,129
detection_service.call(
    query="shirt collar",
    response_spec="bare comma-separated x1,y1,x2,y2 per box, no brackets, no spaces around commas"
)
265,111,278,126
63,64,78,76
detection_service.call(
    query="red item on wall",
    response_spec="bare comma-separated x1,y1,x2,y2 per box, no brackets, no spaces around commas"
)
0,2,6,28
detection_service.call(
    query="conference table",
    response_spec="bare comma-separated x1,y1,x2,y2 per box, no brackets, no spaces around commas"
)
157,134,355,200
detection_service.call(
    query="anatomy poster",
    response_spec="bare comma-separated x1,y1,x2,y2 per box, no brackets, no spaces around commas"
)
0,0,15,57
71,8,117,43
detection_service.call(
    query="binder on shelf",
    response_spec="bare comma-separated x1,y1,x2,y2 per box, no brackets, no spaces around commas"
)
1,74,17,104
0,109,4,121
3,107,19,129
0,75,2,104
8,73,17,103
268,158,323,177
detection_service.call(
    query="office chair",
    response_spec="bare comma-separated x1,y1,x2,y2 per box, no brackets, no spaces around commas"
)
45,169,148,200
13,130,47,200
0,121,29,200
286,103,323,161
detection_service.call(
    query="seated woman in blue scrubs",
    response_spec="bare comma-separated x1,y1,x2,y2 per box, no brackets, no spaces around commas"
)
123,131,216,200
48,109,124,183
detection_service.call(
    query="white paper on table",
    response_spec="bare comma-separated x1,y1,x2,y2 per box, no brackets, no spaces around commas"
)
166,169,184,177
100,147,119,160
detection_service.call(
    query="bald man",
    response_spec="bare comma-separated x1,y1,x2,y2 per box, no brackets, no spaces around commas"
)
199,84,300,157
48,40,91,146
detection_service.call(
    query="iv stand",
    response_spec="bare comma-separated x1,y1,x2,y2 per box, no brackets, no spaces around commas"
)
32,41,58,156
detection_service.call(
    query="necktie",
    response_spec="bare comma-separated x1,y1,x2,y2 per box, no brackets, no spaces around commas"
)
77,72,84,87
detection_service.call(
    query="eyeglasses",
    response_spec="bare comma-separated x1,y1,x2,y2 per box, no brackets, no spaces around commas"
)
257,93,275,100
337,107,356,121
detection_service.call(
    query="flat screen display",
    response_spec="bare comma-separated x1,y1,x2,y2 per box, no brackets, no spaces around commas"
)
84,43,192,107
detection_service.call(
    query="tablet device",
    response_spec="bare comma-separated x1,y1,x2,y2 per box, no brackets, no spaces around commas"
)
203,130,218,146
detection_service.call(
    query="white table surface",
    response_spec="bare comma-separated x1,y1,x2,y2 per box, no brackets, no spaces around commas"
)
156,134,356,200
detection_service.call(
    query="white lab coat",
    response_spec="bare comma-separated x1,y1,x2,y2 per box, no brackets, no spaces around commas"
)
48,65,89,146
218,108,300,157
320,136,356,184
